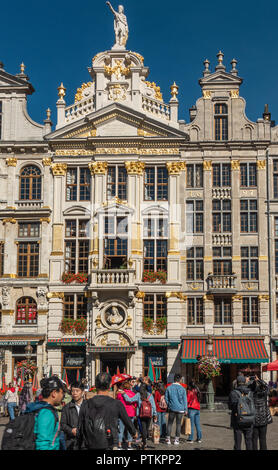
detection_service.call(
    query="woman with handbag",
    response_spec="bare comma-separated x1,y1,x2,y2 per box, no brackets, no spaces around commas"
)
186,380,202,443
248,376,272,450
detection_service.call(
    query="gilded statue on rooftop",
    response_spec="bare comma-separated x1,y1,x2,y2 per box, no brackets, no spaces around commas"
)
106,2,129,49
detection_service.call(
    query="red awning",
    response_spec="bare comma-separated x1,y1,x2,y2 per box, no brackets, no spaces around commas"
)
181,338,269,363
262,360,278,372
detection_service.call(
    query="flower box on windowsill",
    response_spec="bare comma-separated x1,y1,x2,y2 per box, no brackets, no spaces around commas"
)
61,272,88,284
59,318,87,335
142,270,167,284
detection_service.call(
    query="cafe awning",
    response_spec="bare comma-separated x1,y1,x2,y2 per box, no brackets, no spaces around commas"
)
181,338,269,364
88,346,136,353
138,339,180,348
47,338,87,347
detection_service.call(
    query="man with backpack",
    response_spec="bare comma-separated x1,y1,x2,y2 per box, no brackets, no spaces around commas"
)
228,375,255,450
165,374,188,446
77,372,137,450
1,376,65,450
61,381,86,450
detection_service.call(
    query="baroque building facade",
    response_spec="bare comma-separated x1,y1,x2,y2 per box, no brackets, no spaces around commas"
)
0,25,277,393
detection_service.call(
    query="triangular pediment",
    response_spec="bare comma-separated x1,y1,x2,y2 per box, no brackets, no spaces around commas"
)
200,70,243,86
46,103,189,141
0,70,34,93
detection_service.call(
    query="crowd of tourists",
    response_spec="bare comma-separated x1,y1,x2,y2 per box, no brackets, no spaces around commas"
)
0,371,276,450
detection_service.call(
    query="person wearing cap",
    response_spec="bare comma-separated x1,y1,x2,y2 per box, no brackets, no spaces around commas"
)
228,375,254,450
24,376,65,450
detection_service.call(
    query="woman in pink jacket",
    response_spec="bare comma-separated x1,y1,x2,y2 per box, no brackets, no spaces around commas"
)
116,380,137,450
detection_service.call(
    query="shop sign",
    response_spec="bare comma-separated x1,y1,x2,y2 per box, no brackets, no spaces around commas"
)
148,355,164,367
64,355,85,367
0,341,37,346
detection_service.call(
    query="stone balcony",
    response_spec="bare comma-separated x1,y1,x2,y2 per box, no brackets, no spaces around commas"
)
15,200,44,209
212,188,231,199
91,269,135,288
206,274,237,294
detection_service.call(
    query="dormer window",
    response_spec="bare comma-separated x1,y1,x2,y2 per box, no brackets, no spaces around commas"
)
214,103,228,141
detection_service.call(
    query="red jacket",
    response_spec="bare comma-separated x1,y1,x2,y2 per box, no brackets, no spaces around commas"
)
154,390,167,413
187,389,200,410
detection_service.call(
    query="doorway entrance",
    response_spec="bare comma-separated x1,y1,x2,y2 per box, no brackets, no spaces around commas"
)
100,353,127,376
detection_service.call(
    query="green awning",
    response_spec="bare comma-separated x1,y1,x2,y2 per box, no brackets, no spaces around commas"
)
138,340,180,348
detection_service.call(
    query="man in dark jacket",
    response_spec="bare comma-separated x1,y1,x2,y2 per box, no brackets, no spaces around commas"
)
77,372,137,450
248,376,271,450
228,375,254,450
61,381,86,450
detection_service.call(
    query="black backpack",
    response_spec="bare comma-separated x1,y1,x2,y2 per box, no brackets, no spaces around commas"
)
235,390,256,427
1,406,58,450
81,399,114,450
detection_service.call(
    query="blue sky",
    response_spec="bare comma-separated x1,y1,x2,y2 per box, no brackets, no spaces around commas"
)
1,0,278,127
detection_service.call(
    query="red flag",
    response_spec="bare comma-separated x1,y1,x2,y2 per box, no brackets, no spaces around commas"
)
116,366,120,374
76,369,80,382
106,366,110,374
32,372,39,391
62,369,69,388
20,368,24,388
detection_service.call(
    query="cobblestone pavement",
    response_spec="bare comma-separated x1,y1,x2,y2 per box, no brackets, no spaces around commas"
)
0,411,277,451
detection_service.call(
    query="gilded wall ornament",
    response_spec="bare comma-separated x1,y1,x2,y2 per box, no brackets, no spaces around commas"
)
230,89,239,99
144,80,163,101
51,163,67,176
258,295,269,301
203,161,212,171
42,157,52,166
166,161,186,175
88,162,108,175
104,59,130,79
108,83,127,101
125,161,145,175
257,160,266,170
203,90,212,100
231,160,240,170
2,218,16,225
6,158,17,167
75,82,94,102
135,291,145,300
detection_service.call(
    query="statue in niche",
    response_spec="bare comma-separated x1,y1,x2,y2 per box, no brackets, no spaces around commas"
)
106,2,129,48
106,306,125,325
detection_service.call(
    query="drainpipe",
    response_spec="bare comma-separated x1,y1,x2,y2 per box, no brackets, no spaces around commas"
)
266,149,273,379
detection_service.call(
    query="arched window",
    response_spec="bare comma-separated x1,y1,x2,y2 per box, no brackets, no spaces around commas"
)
16,297,37,325
19,165,41,200
214,103,228,141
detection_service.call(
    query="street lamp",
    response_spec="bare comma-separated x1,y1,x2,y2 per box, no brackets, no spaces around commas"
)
206,336,215,411
24,342,33,383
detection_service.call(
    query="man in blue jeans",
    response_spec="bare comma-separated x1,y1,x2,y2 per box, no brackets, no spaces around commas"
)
165,374,187,446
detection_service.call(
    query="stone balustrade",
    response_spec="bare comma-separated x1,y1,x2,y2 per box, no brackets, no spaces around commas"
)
91,269,135,285
142,96,170,120
212,188,231,199
212,233,232,245
207,274,237,291
65,97,95,124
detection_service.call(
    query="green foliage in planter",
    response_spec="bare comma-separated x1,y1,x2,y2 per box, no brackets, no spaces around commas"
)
156,316,167,331
74,317,87,334
143,316,154,332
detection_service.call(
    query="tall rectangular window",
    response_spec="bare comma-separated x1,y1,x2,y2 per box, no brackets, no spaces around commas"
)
64,294,87,320
143,294,167,321
107,166,127,200
214,103,228,141
240,163,257,187
213,246,232,275
212,199,231,232
242,297,259,324
66,167,91,201
241,246,258,280
186,200,203,233
212,163,231,187
214,298,232,324
144,167,168,201
103,214,128,269
17,223,40,278
65,219,89,274
143,217,168,273
186,247,204,280
240,200,258,233
187,297,204,325
186,164,203,188
273,160,278,199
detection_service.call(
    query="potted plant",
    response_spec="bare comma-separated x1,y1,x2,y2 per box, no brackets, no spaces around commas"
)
142,270,167,284
59,317,75,334
61,272,88,284
143,316,154,333
156,316,167,332
74,317,87,335
16,359,37,378
156,270,167,284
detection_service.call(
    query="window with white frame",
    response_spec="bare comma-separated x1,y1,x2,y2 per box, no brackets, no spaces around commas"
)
103,213,128,269
143,216,168,273
107,165,127,200
64,219,89,274
144,167,168,201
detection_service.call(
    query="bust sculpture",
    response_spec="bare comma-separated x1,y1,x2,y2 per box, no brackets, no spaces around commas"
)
106,306,124,325
106,2,129,49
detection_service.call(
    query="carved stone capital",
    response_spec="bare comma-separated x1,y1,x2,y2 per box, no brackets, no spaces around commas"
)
51,163,67,176
231,160,240,170
42,157,52,166
203,161,212,171
166,161,186,175
125,161,145,175
257,160,266,170
88,162,108,175
6,158,17,167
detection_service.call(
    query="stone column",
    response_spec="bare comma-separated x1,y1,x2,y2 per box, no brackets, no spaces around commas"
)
50,163,67,282
5,157,17,206
39,218,51,277
2,218,17,276
166,162,185,283
42,157,53,208
89,162,108,270
125,162,145,281
257,159,268,292
231,160,241,290
203,295,214,334
203,160,213,318
46,293,64,376
232,295,242,335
